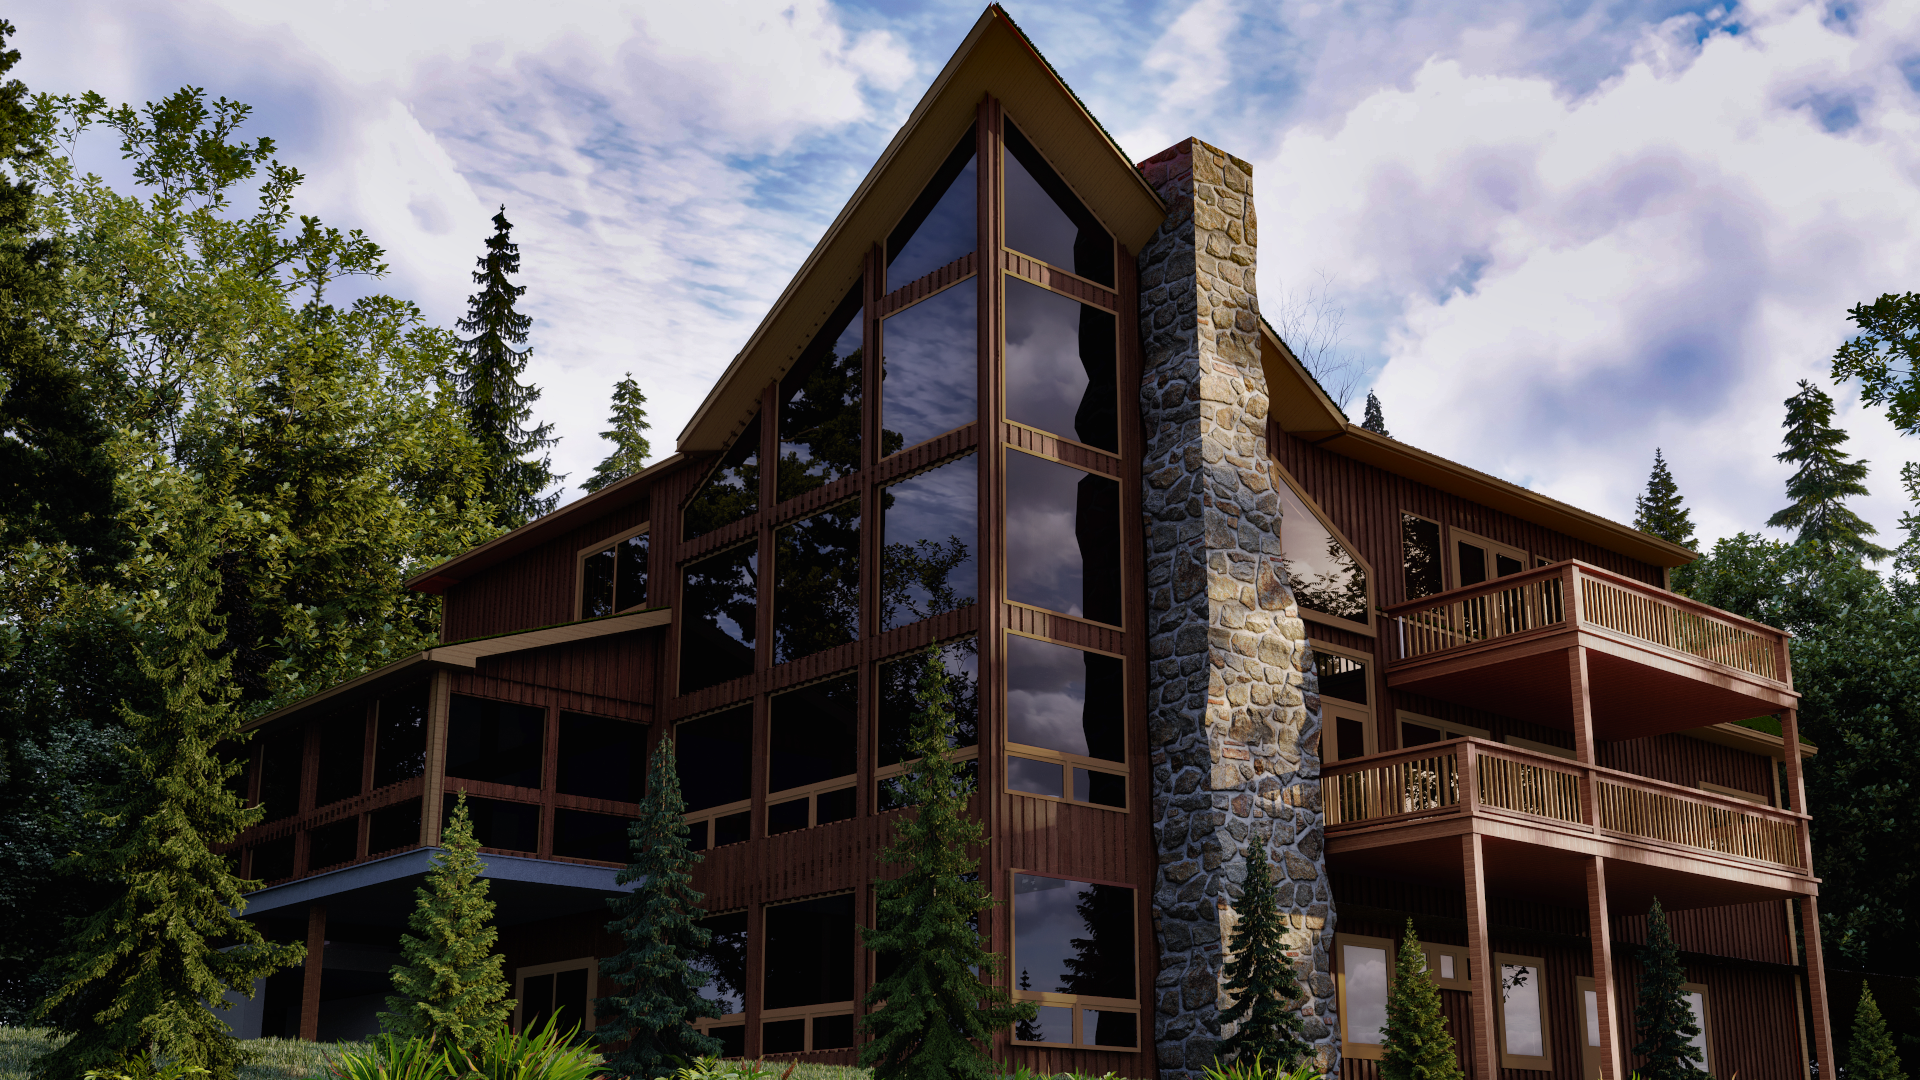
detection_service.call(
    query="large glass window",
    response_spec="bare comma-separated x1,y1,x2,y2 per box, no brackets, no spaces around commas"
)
875,636,980,811
679,543,758,694
762,893,857,1053
678,706,752,850
1336,934,1391,1060
307,818,357,871
1401,512,1443,600
368,798,421,855
1005,633,1125,809
772,498,860,664
1004,277,1117,452
683,415,760,541
556,712,644,803
886,129,976,289
373,683,428,788
691,910,749,1057
516,960,593,1038
880,284,977,456
1003,121,1115,287
444,793,539,853
314,707,365,807
551,809,630,862
879,452,977,632
259,726,303,823
1004,449,1121,626
581,527,649,618
1011,874,1137,1049
767,673,858,834
1496,953,1551,1069
446,695,545,789
1276,472,1369,629
778,284,863,502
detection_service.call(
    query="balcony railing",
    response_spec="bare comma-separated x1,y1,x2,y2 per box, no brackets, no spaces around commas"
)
1322,738,1807,871
1385,561,1790,686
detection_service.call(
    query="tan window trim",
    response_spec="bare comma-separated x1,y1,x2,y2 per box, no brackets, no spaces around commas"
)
574,521,651,621
1451,526,1528,589
1335,932,1393,1060
1494,952,1552,1070
766,775,858,830
683,801,752,851
1397,710,1489,747
1008,991,1141,1050
1273,461,1377,637
1682,981,1714,1073
513,956,598,1033
1312,639,1376,763
1422,941,1472,992
1009,870,1140,1051
1004,746,1129,813
1576,975,1609,1080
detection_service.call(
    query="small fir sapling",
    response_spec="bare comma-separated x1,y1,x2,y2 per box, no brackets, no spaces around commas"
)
1379,920,1461,1080
1631,899,1706,1080
1848,983,1907,1080
1216,842,1312,1068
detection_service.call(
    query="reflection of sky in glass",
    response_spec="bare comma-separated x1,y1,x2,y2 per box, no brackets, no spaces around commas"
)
1502,963,1544,1055
1004,278,1115,450
1685,991,1709,1067
1004,149,1078,271
1345,944,1388,1042
1277,480,1368,624
1006,450,1120,621
1006,633,1121,761
1007,755,1062,797
692,911,747,1014
882,285,977,453
880,453,976,631
888,154,976,288
1014,875,1085,994
1584,989,1599,1047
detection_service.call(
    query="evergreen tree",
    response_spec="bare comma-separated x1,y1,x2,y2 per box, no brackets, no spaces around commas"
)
1362,390,1391,437
1766,380,1891,561
595,738,722,1077
381,792,514,1053
34,497,304,1080
1217,842,1311,1067
861,648,1032,1080
1635,449,1699,592
1379,920,1460,1080
1632,899,1705,1080
1850,984,1907,1080
454,206,559,526
583,372,652,494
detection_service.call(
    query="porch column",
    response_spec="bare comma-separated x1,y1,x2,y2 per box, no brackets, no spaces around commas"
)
1568,646,1599,827
1780,708,1837,1076
1461,834,1498,1080
299,903,327,1041
1584,856,1623,1080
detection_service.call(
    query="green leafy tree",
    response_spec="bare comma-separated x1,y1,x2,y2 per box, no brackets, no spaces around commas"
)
1835,291,1920,437
1379,920,1460,1080
595,738,722,1077
861,647,1032,1080
381,792,514,1053
454,206,559,526
1362,390,1390,436
1849,984,1907,1080
1766,380,1890,561
34,494,304,1080
1217,842,1310,1067
583,372,652,493
1631,899,1704,1080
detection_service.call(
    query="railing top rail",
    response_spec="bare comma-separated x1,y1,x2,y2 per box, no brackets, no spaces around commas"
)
1381,562,1570,619
1464,737,1589,777
1319,737,1467,778
1562,560,1791,642
1590,767,1808,824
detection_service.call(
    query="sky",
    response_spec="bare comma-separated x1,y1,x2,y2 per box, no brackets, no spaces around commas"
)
16,0,1920,551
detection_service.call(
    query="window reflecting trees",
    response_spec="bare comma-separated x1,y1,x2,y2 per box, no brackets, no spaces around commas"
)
1275,476,1368,628
684,416,759,541
879,453,976,632
881,285,977,455
1012,874,1137,1047
778,284,862,502
772,498,860,664
1004,278,1117,451
582,529,649,617
1004,450,1120,625
680,544,758,693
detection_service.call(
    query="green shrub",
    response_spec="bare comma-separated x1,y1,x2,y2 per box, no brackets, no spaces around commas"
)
1202,1055,1321,1080
327,1034,450,1080
448,1018,600,1080
84,1052,211,1080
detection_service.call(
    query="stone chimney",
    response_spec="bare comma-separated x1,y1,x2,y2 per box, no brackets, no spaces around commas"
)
1135,139,1339,1077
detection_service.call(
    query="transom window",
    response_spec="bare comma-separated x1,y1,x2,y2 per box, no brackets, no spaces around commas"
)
578,523,649,619
1313,644,1374,764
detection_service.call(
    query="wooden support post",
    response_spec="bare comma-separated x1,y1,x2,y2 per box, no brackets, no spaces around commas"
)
1800,895,1838,1080
299,904,326,1042
1461,834,1498,1080
421,670,451,847
1585,856,1622,1080
1569,646,1598,829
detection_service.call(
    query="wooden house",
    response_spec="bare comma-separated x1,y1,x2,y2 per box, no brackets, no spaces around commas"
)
224,7,1836,1078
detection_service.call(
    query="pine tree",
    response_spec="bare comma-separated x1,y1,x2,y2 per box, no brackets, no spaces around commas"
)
1632,899,1705,1080
454,206,559,527
1849,984,1907,1080
1378,920,1460,1080
583,372,652,494
381,792,514,1053
861,648,1032,1080
1217,842,1311,1067
1635,449,1696,549
1362,390,1391,437
1766,379,1891,561
34,499,304,1080
595,738,722,1077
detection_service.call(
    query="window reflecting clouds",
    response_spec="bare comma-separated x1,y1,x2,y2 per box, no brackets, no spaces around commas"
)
887,130,976,288
1004,450,1121,625
779,285,862,502
879,453,976,632
1277,479,1369,627
680,544,758,693
773,498,860,664
1013,874,1135,999
684,417,759,541
1004,277,1117,451
881,285,977,456
770,673,857,792
1006,633,1124,762
1003,122,1114,287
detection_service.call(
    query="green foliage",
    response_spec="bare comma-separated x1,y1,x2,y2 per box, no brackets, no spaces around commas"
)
670,1057,785,1080
583,372,652,493
1766,380,1890,561
595,738,722,1077
1379,921,1459,1080
1201,1057,1321,1080
454,206,558,526
326,1034,448,1080
448,1016,602,1080
1635,449,1697,591
1361,390,1389,436
381,793,514,1055
1848,984,1908,1080
84,1052,210,1080
1217,843,1310,1068
860,648,1031,1080
1835,290,1920,437
1631,900,1704,1080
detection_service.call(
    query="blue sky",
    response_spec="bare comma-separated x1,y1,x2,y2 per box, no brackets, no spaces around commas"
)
18,0,1920,551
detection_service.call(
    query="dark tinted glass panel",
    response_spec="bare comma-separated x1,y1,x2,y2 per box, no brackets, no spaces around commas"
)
1402,722,1443,747
764,893,855,1008
679,544,758,694
1402,514,1443,600
773,499,860,663
1277,479,1368,626
446,695,545,789
687,820,707,851
308,819,357,871
677,706,752,812
877,635,979,767
315,708,365,807
1336,716,1368,761
714,810,750,846
616,533,649,611
251,836,295,883
814,1014,854,1050
770,673,857,791
878,758,977,812
446,794,539,853
554,968,588,1039
1086,1009,1137,1047
1005,450,1121,625
887,129,976,288
1004,277,1117,451
1074,768,1127,808
779,284,862,502
692,910,749,1014
708,1026,746,1057
1007,756,1062,798
260,727,303,823
1496,553,1524,577
683,415,759,541
521,973,554,1035
1458,542,1488,587
374,684,429,788
1314,650,1368,705
368,799,421,855
817,786,856,824
556,712,644,803
552,808,630,863
1006,633,1124,762
767,798,808,835
1017,1005,1071,1044
762,1019,805,1054
880,453,977,632
880,285,976,456
1003,121,1114,287
1013,874,1135,999
582,546,616,618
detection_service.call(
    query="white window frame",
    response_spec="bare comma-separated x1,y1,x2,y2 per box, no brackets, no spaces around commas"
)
513,956,597,1034
574,521,651,621
1335,933,1393,1061
1494,951,1552,1070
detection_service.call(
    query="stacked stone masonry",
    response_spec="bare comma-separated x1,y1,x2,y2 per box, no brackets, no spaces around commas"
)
1135,137,1339,1078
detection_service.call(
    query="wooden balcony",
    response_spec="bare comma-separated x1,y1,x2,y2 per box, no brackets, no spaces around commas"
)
1321,738,1815,909
1383,560,1797,739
